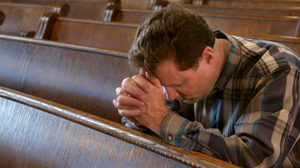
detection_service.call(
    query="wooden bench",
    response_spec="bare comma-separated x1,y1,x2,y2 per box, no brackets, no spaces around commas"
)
183,4,300,17
49,18,137,52
0,34,137,123
9,0,167,20
0,2,69,37
109,9,300,37
38,17,300,55
192,0,300,8
0,86,237,168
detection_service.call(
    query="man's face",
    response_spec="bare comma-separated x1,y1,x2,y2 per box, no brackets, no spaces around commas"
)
154,59,219,104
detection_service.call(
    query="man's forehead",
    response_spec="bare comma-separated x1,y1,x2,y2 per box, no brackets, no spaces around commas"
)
154,65,186,87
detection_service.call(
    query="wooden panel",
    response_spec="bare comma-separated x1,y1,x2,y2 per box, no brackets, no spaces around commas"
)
0,87,237,168
50,18,137,52
183,4,300,17
121,0,151,9
198,0,300,8
10,0,155,20
0,34,137,122
0,2,68,36
116,8,153,24
57,1,107,20
229,32,300,57
11,0,107,19
114,9,300,37
202,14,299,37
46,17,300,56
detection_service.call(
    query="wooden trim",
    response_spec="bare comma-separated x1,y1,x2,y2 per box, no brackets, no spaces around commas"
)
58,16,138,28
34,12,59,39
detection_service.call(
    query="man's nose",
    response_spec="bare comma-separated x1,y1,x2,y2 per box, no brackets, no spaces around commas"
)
165,87,179,101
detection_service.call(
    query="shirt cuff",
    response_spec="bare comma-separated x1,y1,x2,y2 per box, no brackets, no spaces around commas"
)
160,111,190,146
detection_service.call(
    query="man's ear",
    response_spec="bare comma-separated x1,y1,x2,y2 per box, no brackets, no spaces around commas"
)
199,46,214,64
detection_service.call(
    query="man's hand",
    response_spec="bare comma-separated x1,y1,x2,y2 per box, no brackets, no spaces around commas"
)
113,69,169,135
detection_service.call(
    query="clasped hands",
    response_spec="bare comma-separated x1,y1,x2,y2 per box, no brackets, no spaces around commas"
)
113,68,169,135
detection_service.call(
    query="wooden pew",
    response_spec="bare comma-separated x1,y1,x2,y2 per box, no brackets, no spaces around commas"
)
49,18,136,52
109,9,300,37
0,10,4,25
192,0,300,8
9,0,167,20
0,86,237,168
182,4,300,17
229,32,300,56
43,17,300,55
0,34,137,123
0,2,69,37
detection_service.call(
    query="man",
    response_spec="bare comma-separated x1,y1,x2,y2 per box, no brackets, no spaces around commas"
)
113,5,300,167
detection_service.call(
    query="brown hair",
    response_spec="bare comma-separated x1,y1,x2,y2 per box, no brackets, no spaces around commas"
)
129,4,215,74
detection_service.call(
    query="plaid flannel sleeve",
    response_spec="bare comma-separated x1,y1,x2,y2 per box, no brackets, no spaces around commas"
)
160,67,300,167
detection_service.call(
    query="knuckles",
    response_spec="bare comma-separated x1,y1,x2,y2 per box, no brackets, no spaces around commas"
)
121,77,131,88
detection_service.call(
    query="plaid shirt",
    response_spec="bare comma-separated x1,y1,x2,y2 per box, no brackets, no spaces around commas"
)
160,31,300,167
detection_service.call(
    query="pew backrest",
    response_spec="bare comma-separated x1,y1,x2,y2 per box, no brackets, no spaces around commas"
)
0,2,68,37
50,18,137,52
183,4,300,17
45,17,300,56
196,0,300,8
0,34,136,122
0,87,237,168
9,0,167,20
112,9,300,37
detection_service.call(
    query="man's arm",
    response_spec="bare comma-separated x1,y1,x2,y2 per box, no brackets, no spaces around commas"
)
160,67,300,167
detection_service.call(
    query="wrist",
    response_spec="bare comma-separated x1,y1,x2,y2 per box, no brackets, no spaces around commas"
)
148,109,170,135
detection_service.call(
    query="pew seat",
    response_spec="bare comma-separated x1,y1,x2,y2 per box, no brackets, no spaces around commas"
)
0,86,237,168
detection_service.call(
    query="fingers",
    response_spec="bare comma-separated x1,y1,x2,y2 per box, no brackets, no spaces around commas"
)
132,75,152,93
117,108,141,117
113,96,143,109
121,77,146,101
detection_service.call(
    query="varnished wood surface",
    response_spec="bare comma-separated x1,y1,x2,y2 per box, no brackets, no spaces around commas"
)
0,2,68,36
50,17,137,52
9,0,163,20
229,32,300,56
0,86,239,168
114,9,300,37
44,17,300,56
198,0,300,8
183,4,300,16
0,34,135,122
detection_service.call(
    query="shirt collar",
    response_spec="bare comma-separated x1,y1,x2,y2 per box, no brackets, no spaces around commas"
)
213,30,242,91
